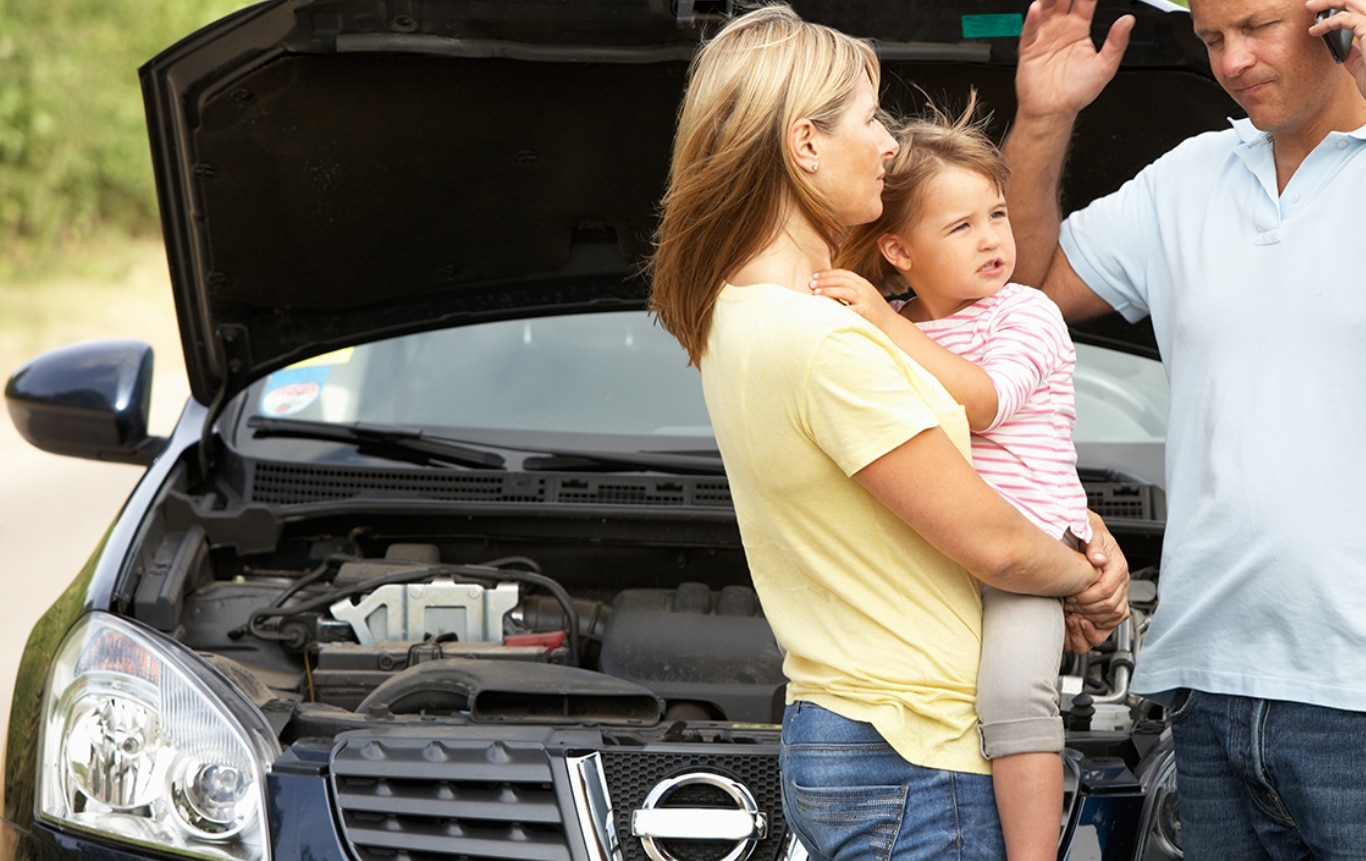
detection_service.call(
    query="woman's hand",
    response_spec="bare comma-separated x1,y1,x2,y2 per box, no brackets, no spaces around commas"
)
1062,510,1131,652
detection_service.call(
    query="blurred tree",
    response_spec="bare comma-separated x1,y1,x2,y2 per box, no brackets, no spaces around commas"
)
0,0,251,272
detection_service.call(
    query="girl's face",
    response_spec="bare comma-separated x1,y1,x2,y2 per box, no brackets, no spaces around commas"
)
893,165,1015,317
810,75,899,227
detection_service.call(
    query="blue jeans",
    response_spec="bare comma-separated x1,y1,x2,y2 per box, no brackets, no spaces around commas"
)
780,702,1004,861
1169,689,1366,859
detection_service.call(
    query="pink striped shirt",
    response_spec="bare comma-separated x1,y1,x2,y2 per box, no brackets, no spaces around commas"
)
906,282,1092,542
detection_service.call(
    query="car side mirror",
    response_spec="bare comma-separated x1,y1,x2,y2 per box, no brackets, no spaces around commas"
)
5,339,166,466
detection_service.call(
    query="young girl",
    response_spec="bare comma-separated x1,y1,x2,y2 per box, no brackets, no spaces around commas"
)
811,99,1098,861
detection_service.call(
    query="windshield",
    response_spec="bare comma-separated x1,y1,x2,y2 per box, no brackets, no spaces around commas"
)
245,312,711,439
235,310,1167,469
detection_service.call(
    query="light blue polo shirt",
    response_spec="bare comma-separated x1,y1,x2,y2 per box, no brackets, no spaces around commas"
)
1061,118,1366,710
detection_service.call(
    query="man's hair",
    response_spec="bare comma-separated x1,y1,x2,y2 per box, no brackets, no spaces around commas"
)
836,91,1010,294
647,3,880,366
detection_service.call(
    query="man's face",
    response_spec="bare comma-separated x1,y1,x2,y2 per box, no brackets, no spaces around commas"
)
1190,0,1343,137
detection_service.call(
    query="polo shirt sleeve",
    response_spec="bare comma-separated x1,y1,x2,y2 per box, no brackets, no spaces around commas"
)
802,326,951,477
1059,163,1164,324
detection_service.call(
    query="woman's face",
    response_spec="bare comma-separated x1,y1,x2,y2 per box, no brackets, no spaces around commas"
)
810,74,899,227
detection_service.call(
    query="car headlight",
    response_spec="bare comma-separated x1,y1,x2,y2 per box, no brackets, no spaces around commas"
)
1134,728,1182,860
38,612,281,860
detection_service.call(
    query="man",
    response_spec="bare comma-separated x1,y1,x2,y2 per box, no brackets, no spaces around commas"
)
1002,0,1366,856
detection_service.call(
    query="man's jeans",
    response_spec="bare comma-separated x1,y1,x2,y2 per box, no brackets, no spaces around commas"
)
780,702,1004,861
1169,689,1366,859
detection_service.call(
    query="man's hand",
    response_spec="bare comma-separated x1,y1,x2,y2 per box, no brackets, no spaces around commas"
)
1062,510,1131,653
1016,0,1135,121
1005,1,1133,288
1307,0,1366,99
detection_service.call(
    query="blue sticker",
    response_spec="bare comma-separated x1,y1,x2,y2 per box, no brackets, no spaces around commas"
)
962,13,1024,39
260,366,331,417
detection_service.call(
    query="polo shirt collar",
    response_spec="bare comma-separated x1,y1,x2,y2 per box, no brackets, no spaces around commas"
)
1228,115,1366,145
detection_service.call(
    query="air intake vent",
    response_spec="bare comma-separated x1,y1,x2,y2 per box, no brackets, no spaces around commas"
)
248,461,733,507
252,462,523,504
332,738,569,861
1085,481,1166,521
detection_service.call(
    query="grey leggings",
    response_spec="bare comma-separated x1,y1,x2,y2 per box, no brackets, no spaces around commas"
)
976,585,1065,759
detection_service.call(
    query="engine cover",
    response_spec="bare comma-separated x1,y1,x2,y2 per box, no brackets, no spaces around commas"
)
596,584,786,724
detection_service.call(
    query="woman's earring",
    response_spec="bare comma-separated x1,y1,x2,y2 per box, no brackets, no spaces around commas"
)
809,161,819,173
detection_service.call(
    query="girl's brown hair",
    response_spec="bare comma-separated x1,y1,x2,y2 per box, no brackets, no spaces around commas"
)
647,3,880,366
836,92,1009,295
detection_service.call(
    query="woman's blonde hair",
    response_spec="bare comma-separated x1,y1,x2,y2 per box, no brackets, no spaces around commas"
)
647,3,880,366
836,92,1009,295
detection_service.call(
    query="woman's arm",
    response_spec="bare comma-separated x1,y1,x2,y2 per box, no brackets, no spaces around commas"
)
852,425,1124,599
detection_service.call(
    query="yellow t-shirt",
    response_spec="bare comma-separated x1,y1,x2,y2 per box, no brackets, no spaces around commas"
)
700,282,988,775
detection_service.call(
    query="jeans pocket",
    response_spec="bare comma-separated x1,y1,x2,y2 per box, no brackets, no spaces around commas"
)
785,780,906,861
1167,687,1198,725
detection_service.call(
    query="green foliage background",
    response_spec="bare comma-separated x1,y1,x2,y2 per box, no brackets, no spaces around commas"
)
0,0,252,275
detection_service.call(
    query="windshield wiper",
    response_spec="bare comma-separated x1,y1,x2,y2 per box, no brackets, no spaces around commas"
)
521,449,726,475
246,416,726,475
245,416,506,469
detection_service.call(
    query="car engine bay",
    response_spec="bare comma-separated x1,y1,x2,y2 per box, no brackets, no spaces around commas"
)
125,451,1166,745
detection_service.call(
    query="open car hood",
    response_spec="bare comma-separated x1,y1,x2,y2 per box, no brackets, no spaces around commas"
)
140,0,1239,406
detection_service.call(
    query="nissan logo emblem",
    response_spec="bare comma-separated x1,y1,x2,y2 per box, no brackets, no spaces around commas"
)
630,772,768,861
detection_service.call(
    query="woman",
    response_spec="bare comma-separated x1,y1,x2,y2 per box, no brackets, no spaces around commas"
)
648,5,1129,859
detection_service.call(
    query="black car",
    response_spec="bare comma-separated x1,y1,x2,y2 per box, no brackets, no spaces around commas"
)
2,2,1236,859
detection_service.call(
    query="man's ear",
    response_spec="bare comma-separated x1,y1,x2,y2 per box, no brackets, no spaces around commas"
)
789,118,819,174
878,232,914,272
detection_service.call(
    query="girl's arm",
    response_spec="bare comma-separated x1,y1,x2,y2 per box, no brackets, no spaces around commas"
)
812,269,999,429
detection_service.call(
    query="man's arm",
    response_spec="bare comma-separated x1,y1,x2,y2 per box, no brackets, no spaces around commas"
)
1037,245,1119,323
1004,0,1133,291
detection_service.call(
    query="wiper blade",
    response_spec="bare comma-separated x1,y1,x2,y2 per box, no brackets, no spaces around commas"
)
246,416,724,475
246,416,506,469
522,449,726,475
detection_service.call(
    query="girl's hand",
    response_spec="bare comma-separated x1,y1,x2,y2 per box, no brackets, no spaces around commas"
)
811,269,899,331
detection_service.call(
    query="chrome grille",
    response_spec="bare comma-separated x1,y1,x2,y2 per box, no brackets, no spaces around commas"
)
331,737,570,861
330,737,786,861
601,748,787,861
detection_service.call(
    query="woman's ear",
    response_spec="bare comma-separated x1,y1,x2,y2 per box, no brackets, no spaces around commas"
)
789,118,820,174
878,232,914,272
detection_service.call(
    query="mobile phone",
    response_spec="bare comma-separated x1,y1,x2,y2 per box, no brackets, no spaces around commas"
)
1318,9,1353,64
